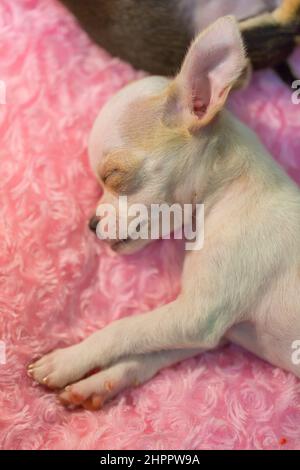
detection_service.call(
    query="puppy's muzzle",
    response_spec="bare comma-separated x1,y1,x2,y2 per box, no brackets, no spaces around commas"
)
88,215,131,249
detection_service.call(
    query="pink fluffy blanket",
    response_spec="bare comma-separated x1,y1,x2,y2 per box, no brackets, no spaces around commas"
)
1,0,300,450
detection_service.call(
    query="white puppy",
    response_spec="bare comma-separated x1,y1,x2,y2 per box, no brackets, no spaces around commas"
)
28,16,300,411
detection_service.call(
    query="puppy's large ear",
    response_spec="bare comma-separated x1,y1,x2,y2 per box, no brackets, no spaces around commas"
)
168,16,247,131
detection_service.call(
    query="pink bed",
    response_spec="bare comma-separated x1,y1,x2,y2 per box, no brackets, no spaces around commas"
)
1,0,300,450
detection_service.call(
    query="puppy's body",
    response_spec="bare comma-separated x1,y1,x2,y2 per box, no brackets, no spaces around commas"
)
181,111,300,376
29,17,300,409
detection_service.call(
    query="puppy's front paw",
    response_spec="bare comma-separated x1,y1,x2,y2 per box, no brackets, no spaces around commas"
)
27,345,90,389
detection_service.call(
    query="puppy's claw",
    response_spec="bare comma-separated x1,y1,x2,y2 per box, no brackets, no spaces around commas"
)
105,380,114,392
57,395,76,410
82,395,103,411
59,388,85,407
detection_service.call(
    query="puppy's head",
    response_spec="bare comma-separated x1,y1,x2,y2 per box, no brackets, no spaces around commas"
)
88,16,247,254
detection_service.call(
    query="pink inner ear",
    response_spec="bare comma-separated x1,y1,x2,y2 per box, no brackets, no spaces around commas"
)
192,85,228,118
192,98,207,118
189,74,211,119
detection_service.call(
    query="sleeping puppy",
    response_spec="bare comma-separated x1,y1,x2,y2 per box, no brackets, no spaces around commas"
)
28,17,300,411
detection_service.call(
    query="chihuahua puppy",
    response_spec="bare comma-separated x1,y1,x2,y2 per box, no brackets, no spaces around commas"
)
28,16,300,411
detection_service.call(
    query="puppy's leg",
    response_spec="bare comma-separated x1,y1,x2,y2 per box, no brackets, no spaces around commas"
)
57,348,201,410
28,293,228,389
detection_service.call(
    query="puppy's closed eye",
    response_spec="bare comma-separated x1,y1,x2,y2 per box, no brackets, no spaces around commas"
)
102,167,126,191
100,150,143,194
103,167,120,184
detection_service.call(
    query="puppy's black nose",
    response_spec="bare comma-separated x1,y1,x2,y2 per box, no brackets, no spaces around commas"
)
89,215,100,233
